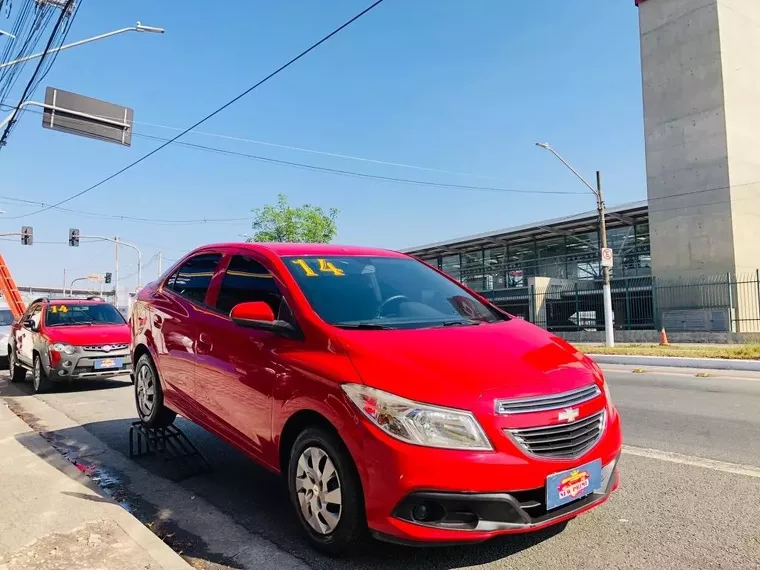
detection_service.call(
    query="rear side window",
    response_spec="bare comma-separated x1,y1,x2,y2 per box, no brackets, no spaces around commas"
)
167,253,222,305
215,255,283,316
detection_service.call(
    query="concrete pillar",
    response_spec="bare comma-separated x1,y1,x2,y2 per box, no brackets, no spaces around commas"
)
639,0,760,330
639,0,760,278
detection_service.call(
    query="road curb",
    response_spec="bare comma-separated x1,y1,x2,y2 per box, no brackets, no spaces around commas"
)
588,354,760,371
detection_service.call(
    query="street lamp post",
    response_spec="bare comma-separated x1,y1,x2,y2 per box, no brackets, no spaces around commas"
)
0,22,164,71
536,143,615,347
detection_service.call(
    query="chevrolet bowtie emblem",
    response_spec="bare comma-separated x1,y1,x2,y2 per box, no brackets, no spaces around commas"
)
558,408,579,423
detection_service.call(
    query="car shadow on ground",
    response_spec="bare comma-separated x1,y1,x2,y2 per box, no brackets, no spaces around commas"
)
5,374,131,394
20,411,571,570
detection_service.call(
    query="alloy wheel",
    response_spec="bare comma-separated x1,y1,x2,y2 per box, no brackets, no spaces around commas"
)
32,359,40,391
136,364,155,419
295,446,343,535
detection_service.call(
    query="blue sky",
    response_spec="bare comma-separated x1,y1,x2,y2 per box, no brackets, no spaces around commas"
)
0,0,644,292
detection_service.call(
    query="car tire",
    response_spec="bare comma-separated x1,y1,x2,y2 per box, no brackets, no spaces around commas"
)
134,354,176,428
32,354,53,394
287,426,367,556
8,348,25,383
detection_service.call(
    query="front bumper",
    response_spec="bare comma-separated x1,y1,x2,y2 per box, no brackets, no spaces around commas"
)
379,454,619,544
343,404,623,544
45,349,132,380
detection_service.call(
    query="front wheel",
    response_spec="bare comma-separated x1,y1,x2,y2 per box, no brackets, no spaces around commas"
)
287,427,367,556
32,354,52,394
134,354,176,428
8,348,25,383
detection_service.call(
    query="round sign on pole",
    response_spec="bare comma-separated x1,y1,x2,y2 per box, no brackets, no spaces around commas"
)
601,248,614,268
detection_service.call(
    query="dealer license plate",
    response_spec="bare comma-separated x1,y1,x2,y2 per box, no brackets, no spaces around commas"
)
546,459,602,510
94,357,122,370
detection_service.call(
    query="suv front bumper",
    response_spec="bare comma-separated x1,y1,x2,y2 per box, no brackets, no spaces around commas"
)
44,348,132,380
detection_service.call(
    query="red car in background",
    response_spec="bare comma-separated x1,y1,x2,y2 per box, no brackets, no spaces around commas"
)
130,243,622,555
9,297,131,393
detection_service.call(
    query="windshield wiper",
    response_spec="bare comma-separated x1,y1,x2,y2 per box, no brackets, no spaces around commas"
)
334,323,392,330
439,319,482,327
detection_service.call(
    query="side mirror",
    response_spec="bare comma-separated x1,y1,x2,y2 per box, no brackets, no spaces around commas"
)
23,318,36,331
230,301,276,324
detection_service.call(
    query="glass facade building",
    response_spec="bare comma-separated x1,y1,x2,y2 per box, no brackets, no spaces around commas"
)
405,202,651,293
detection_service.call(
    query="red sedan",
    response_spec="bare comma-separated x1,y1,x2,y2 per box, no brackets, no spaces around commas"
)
130,243,622,554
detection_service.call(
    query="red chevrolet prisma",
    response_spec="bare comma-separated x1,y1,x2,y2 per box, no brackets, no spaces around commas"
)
130,243,621,554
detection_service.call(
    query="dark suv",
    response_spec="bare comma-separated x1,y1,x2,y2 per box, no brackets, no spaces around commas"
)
9,297,131,393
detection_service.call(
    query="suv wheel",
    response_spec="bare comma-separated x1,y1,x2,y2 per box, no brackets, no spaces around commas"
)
8,348,25,383
134,354,176,428
287,427,367,555
32,354,52,394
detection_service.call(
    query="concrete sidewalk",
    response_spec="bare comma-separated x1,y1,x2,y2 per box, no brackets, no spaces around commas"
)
0,401,192,570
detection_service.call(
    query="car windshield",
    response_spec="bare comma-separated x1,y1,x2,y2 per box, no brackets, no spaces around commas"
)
284,255,507,330
0,309,13,326
45,303,126,326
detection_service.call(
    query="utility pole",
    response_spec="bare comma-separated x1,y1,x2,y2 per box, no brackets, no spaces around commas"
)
63,268,66,296
157,251,163,278
535,142,615,346
596,171,614,347
114,237,120,309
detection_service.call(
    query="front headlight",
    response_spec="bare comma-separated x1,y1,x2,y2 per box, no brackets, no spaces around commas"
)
341,384,493,451
51,342,76,355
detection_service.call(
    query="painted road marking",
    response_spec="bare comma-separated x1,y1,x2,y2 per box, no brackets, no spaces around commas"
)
623,445,760,479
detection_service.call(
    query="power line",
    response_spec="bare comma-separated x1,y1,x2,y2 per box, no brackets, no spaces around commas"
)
17,0,387,218
0,194,253,224
0,105,583,204
135,133,586,196
0,100,513,183
0,0,74,147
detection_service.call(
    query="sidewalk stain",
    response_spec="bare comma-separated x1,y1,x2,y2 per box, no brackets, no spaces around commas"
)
2,396,240,570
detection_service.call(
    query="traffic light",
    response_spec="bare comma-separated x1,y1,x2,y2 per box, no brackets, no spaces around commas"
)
20,226,32,246
105,272,112,284
68,228,79,247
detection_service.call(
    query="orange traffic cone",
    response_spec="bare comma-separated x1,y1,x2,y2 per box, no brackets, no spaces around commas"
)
659,327,669,346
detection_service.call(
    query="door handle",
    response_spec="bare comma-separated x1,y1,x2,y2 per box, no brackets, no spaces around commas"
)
197,332,213,353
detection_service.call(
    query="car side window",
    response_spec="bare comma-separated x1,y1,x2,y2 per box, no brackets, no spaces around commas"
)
215,255,288,319
27,305,43,328
166,253,222,305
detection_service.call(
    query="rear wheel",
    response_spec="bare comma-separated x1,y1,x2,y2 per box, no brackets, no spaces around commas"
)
32,354,52,394
8,348,25,383
134,354,176,428
287,427,367,556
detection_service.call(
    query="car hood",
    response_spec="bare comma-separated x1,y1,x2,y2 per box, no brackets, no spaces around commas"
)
45,324,130,345
335,318,600,410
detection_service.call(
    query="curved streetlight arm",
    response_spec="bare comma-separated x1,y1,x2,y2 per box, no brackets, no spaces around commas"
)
535,143,599,197
0,22,164,71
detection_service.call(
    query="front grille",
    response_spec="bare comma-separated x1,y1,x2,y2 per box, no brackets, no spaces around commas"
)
495,384,601,415
83,344,128,352
506,410,606,459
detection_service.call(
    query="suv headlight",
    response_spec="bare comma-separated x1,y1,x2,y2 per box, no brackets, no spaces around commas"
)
51,342,76,355
341,384,493,451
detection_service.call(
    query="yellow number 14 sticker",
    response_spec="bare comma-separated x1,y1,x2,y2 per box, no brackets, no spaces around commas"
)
49,305,69,314
292,258,344,277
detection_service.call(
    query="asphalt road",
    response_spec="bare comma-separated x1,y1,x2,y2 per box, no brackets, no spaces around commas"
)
2,366,760,570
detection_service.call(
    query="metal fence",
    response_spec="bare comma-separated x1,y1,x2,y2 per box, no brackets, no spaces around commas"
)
480,272,760,333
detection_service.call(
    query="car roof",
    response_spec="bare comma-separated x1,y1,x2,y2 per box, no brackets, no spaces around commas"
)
197,242,408,258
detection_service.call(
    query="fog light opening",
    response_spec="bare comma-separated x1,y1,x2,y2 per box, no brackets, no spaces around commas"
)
411,501,444,523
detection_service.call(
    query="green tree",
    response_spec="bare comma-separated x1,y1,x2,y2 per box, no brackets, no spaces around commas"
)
248,193,339,243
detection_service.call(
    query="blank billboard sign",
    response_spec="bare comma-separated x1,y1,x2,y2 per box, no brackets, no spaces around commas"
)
42,87,133,146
